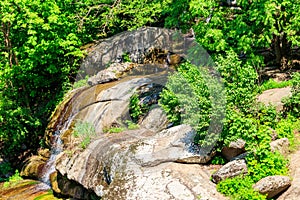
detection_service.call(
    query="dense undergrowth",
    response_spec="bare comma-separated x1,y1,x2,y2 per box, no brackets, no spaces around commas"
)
1,0,300,199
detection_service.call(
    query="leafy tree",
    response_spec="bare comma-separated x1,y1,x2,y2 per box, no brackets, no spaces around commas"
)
0,0,83,162
164,0,300,69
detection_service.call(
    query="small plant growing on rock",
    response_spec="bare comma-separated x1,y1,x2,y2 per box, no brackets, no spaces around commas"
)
3,170,23,188
73,120,96,149
126,120,140,130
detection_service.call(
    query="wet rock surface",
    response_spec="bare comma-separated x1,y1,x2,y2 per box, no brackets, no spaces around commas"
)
0,179,57,200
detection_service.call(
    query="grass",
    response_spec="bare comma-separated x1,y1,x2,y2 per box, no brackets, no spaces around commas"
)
73,120,96,149
259,78,292,92
103,120,139,133
73,76,89,89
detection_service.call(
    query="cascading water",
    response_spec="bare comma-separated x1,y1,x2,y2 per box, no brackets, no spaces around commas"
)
40,130,63,185
39,89,84,186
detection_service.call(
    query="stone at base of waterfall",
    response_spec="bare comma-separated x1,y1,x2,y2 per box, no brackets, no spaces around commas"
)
20,148,50,179
211,159,248,183
270,138,290,156
88,62,135,85
221,139,246,161
253,176,291,198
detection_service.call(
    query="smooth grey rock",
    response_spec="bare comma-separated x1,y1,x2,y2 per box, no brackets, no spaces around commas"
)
140,106,169,132
221,139,246,160
270,138,290,156
253,175,291,198
211,159,248,183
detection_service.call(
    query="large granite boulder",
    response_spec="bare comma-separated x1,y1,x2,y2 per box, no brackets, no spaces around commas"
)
253,175,291,198
55,124,217,199
211,159,248,184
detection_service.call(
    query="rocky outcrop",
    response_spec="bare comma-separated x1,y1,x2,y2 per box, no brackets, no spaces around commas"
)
19,27,226,199
270,138,290,156
211,159,248,184
221,139,246,160
253,175,291,198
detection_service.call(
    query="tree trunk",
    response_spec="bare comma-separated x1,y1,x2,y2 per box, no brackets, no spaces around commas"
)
1,22,18,67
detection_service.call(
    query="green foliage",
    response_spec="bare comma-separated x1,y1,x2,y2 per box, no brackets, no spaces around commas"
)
0,162,12,182
159,88,181,125
129,93,150,123
210,155,226,165
103,120,139,134
247,150,289,183
73,120,96,149
164,0,300,68
283,72,300,117
57,0,170,41
259,79,292,92
275,115,300,148
105,127,125,134
129,94,143,122
3,170,23,188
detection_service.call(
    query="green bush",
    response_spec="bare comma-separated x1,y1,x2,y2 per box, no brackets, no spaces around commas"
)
217,176,266,200
216,50,258,111
129,93,144,122
159,62,211,144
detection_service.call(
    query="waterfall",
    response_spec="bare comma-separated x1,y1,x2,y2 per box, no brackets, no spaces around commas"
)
40,130,63,185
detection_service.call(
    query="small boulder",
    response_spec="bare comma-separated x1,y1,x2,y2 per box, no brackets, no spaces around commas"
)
140,106,168,132
270,138,290,156
211,159,248,183
253,175,291,198
221,139,246,160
